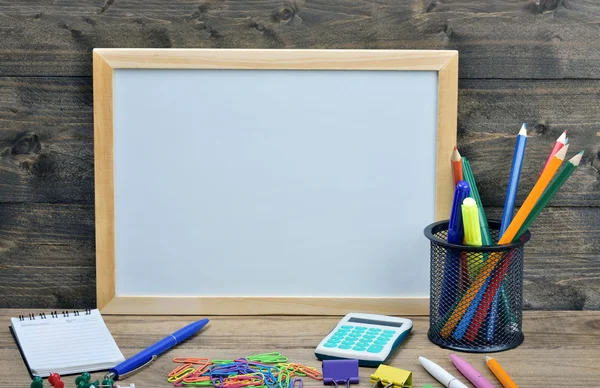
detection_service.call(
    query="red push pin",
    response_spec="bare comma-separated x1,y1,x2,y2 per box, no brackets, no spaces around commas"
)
48,373,65,388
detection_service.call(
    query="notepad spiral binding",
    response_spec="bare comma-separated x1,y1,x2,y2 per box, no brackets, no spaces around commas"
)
18,309,92,321
424,220,531,353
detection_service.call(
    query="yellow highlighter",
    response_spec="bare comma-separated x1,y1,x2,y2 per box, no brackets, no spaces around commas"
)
462,197,482,275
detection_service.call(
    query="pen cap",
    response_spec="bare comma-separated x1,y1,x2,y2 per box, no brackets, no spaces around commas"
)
461,197,482,246
447,181,471,244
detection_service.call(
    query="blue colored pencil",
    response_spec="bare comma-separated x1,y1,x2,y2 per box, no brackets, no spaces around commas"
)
490,123,527,340
439,181,470,317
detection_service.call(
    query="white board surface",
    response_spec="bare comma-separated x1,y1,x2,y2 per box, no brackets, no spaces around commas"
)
112,69,438,298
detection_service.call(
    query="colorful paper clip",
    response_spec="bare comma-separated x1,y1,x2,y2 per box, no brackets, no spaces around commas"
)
370,365,412,388
174,357,212,365
246,352,288,364
168,364,196,383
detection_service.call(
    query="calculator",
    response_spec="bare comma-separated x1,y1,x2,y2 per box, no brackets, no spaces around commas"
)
314,313,413,367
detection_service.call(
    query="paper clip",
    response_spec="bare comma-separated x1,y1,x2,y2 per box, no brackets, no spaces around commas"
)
174,357,211,364
168,365,196,383
247,352,288,364
183,374,211,383
294,364,323,380
170,364,195,377
195,363,212,375
292,379,303,388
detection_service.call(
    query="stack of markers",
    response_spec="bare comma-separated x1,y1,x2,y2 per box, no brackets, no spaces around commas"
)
166,353,323,388
441,125,582,342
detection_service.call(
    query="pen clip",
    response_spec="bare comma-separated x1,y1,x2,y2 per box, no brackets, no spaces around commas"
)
120,355,158,379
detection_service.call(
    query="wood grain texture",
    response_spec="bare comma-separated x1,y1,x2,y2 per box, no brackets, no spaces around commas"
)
2,1,600,78
1,311,600,387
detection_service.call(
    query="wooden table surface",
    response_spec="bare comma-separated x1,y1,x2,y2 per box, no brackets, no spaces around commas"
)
1,310,599,388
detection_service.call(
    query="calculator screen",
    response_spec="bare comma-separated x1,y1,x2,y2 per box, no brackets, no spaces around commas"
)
348,317,404,328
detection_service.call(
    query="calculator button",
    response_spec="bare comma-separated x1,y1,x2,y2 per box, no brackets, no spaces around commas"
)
373,339,388,346
367,328,382,333
367,345,384,353
339,344,353,350
382,330,395,334
352,346,367,351
346,333,361,339
353,326,368,331
379,334,394,340
341,325,353,329
331,333,345,339
324,342,337,348
362,334,376,340
341,340,356,346
357,342,371,348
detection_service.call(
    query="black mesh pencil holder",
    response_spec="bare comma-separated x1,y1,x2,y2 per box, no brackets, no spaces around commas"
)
424,220,531,353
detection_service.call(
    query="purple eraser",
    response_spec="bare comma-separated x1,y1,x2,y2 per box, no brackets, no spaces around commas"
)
322,359,360,385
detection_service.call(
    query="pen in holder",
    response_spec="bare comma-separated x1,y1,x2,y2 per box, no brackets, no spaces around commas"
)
424,220,531,353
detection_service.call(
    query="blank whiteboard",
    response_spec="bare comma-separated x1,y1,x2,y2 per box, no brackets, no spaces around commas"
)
93,49,458,315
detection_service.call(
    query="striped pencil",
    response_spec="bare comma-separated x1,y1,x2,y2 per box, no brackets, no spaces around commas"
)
441,145,569,338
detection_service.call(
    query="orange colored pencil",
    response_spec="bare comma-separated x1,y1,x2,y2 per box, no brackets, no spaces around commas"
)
452,146,463,187
441,145,569,338
486,356,518,388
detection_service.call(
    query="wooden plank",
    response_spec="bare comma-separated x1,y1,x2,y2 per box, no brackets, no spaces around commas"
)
2,1,600,78
459,79,600,207
0,77,94,203
0,312,599,387
1,77,599,206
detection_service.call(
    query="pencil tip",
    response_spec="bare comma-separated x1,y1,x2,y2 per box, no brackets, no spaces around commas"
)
555,144,569,160
485,355,492,362
452,147,462,161
557,131,567,143
519,124,527,136
570,151,584,165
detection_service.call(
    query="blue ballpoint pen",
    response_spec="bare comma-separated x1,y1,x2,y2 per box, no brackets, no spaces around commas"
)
105,318,209,380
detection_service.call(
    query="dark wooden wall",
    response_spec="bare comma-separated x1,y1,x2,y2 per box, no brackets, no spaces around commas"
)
0,0,599,310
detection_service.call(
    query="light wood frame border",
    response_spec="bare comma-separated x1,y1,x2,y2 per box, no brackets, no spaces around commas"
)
93,49,458,315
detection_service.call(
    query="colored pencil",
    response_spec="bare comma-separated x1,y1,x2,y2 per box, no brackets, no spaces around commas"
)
441,145,569,338
499,124,527,238
541,131,566,173
491,123,527,341
463,150,582,341
485,356,518,388
452,146,464,187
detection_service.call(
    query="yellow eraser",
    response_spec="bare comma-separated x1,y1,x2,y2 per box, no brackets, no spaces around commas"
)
369,364,412,388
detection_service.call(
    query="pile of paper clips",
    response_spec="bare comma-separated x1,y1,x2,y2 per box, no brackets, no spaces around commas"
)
167,352,323,388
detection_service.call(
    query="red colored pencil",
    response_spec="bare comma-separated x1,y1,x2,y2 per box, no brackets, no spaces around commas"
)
541,131,566,173
452,146,463,187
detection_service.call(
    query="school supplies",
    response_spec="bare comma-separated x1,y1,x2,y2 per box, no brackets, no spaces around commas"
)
31,376,44,388
441,145,569,338
485,356,518,388
314,313,412,367
106,318,209,380
9,310,124,378
370,364,412,388
449,355,494,388
48,373,65,388
440,182,471,316
500,124,527,237
542,130,567,173
516,151,584,238
418,357,467,388
452,147,463,187
322,359,359,386
462,198,482,249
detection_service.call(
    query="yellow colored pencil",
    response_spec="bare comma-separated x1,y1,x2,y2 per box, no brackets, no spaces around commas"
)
440,145,569,338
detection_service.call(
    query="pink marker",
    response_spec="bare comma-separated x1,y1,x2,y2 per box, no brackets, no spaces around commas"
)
449,354,495,388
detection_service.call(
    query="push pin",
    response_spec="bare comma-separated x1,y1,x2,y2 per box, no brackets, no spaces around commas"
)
100,378,114,388
49,373,65,388
31,376,44,388
322,359,360,388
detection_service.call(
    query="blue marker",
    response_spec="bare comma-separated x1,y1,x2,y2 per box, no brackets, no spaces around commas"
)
105,318,209,380
439,181,470,317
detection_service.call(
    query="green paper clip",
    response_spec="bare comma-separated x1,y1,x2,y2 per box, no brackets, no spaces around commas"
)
246,352,288,364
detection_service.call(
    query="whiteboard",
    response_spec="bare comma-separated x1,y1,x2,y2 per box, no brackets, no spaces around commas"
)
94,49,458,314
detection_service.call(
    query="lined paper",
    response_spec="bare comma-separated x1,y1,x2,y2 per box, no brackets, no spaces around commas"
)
11,310,124,377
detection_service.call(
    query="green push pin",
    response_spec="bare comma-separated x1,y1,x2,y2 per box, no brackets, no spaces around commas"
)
31,376,44,388
75,373,91,386
101,378,114,388
78,380,99,388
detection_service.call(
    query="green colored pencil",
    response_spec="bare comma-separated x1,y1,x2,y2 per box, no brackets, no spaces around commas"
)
515,151,584,239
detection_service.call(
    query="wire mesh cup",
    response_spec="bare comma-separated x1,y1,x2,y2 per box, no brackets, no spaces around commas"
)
424,220,531,353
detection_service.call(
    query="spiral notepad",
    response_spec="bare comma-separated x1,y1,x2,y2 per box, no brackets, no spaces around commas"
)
9,309,125,377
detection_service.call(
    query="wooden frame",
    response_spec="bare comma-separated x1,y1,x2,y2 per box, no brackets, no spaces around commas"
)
93,49,458,315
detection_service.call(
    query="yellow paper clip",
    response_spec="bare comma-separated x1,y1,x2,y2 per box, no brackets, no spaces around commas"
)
369,365,412,388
